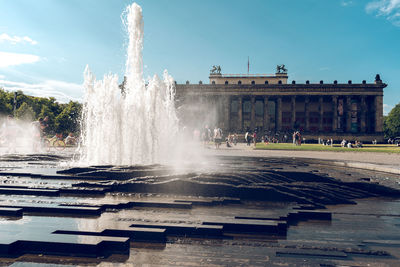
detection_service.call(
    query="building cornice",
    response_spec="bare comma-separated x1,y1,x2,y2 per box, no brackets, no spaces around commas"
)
176,83,387,89
175,83,386,96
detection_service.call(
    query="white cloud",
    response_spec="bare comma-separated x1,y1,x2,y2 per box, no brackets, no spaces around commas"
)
0,74,4,79
341,1,354,7
366,0,400,26
0,78,83,103
57,57,67,63
383,103,393,115
0,51,40,68
0,33,38,45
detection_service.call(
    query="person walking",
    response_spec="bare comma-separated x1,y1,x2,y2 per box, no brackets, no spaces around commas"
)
213,126,222,149
245,131,251,146
1,115,19,153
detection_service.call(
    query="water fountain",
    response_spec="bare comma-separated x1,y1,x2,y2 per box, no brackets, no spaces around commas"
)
79,3,179,166
1,2,399,265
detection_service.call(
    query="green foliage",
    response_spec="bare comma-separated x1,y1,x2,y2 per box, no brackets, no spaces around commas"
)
15,102,36,120
255,143,400,153
0,89,14,114
384,103,400,138
0,87,82,136
55,101,82,136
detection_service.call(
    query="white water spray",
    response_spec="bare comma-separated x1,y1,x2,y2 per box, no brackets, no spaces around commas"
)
79,3,179,165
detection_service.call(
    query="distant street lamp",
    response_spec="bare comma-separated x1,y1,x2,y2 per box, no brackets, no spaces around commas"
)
13,91,17,117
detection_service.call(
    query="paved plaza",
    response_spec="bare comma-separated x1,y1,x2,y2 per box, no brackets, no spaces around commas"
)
209,143,400,174
0,146,399,266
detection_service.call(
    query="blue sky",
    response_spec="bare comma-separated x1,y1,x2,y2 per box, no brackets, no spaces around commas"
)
0,0,399,114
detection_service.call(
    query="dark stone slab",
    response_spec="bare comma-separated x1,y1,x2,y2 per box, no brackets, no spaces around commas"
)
0,204,102,216
362,240,400,247
174,199,214,206
0,207,23,217
203,219,287,235
173,198,240,206
293,204,325,210
53,227,167,243
0,187,60,196
287,210,332,222
276,248,348,258
234,216,283,221
59,187,108,196
0,171,102,180
58,200,193,214
130,222,224,237
131,201,192,209
235,210,332,229
57,167,106,174
0,235,129,258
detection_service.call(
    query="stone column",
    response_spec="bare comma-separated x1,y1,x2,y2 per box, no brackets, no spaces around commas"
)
250,96,256,130
211,96,217,125
332,96,338,132
291,96,296,130
224,96,231,133
319,96,324,132
276,97,282,132
238,96,243,132
361,96,366,133
305,96,310,132
263,96,269,131
346,96,352,133
375,95,383,133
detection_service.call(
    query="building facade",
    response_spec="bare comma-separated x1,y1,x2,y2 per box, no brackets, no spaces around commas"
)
175,67,386,142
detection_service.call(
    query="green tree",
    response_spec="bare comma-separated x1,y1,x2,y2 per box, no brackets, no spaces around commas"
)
38,105,56,135
384,103,400,139
15,102,36,121
0,89,13,115
54,101,82,136
0,88,82,135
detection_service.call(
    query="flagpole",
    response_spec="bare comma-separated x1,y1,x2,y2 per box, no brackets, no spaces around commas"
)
247,56,249,74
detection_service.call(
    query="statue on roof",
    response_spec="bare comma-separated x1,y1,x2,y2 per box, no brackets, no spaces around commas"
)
276,64,287,74
210,65,221,75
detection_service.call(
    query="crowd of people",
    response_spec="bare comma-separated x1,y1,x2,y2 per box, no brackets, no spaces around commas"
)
198,125,238,149
195,126,299,149
192,125,400,150
0,115,78,153
4,115,399,154
340,139,363,148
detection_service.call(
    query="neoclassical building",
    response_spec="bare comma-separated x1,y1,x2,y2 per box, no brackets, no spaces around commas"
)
175,67,386,142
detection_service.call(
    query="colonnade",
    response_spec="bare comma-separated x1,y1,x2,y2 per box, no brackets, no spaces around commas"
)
221,95,383,134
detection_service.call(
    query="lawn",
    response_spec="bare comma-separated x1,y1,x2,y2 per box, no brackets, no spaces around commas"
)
254,143,400,153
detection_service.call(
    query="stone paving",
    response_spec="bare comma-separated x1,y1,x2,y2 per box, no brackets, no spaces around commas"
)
210,143,400,174
0,148,399,266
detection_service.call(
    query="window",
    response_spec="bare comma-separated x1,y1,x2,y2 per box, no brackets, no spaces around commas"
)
265,81,269,84
243,100,251,113
278,80,282,84
212,81,215,84
238,80,242,85
268,100,275,123
255,100,263,116
251,81,255,85
225,81,229,85
230,100,238,113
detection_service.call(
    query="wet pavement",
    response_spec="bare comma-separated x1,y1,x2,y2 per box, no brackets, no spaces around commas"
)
0,150,399,266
